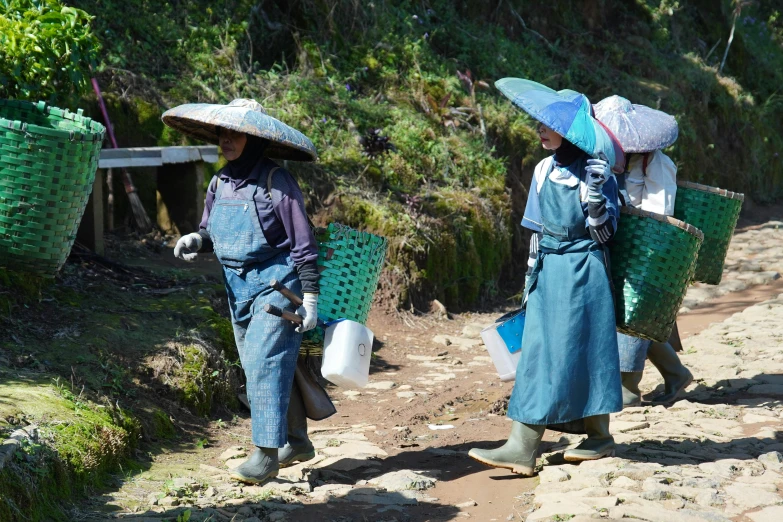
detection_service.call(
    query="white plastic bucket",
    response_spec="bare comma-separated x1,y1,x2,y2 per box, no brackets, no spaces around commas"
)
321,320,374,388
480,310,525,382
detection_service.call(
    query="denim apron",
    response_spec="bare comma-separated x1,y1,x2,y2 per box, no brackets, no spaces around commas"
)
207,175,302,448
508,160,622,425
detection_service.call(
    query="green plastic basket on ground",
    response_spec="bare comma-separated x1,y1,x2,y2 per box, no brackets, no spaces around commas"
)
673,181,744,285
301,223,388,354
0,100,105,276
610,206,703,342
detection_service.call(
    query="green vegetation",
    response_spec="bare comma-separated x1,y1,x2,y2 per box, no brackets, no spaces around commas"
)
0,264,239,519
0,0,99,102
6,1,783,310
0,377,140,520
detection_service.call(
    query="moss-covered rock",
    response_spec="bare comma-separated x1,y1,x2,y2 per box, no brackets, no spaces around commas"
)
0,380,140,520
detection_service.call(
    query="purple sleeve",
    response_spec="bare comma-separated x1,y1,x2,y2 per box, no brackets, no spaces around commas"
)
270,171,319,266
199,176,218,231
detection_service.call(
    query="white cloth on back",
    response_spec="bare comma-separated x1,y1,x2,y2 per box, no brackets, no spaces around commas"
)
624,150,677,216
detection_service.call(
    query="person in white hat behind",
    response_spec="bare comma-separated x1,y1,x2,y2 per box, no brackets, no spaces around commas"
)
594,95,693,407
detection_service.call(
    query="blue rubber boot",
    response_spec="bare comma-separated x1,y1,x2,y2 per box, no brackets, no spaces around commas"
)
278,382,315,468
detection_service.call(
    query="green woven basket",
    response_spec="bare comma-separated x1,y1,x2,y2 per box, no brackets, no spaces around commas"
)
301,223,388,354
0,100,105,276
610,206,703,342
673,181,744,285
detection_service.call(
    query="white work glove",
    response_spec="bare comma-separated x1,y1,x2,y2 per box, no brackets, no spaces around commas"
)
174,233,202,262
295,293,319,333
585,157,611,203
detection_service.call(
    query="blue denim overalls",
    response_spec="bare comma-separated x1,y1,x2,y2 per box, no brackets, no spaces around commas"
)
207,170,303,448
508,158,623,425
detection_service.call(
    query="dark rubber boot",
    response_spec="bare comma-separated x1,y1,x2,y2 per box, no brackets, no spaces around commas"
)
647,341,693,405
230,446,278,484
468,421,545,476
621,371,643,407
279,381,315,468
564,414,615,462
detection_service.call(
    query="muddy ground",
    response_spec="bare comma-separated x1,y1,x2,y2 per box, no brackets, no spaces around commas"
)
50,212,783,522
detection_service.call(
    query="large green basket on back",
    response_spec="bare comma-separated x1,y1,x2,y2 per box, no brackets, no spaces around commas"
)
673,181,744,285
301,223,388,353
0,100,105,276
610,206,703,342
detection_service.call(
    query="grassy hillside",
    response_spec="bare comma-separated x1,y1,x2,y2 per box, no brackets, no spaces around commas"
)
57,0,783,309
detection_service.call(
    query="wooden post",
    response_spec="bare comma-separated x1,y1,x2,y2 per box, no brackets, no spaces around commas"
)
156,162,204,235
76,169,105,255
106,167,114,231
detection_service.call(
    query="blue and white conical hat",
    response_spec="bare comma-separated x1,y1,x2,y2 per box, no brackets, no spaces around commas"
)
495,78,624,172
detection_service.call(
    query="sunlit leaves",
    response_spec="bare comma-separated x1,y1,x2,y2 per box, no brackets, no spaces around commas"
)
0,0,100,101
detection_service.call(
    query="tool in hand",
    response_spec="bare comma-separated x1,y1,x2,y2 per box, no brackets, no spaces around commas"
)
269,279,303,307
265,280,324,327
263,304,326,328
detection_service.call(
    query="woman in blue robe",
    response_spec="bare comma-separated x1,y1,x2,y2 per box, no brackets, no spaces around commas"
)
469,123,623,475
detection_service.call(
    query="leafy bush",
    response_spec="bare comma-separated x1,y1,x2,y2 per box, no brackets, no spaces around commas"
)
0,0,99,101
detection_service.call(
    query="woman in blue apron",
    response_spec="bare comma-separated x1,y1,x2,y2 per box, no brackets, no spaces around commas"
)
594,95,693,407
162,99,334,484
469,81,623,475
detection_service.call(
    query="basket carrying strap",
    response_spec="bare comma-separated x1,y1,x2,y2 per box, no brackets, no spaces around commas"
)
267,167,317,231
213,166,283,202
642,152,650,176
213,167,316,230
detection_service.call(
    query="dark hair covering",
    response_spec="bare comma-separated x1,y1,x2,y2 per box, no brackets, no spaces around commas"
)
553,137,586,167
221,131,270,179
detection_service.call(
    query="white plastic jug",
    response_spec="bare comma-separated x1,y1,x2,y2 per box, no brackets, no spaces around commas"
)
480,309,525,382
481,324,521,381
321,320,374,388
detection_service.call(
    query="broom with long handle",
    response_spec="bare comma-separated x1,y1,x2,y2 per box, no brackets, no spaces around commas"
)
90,78,153,233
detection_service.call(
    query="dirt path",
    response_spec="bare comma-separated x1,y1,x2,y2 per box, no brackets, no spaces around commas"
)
73,218,783,522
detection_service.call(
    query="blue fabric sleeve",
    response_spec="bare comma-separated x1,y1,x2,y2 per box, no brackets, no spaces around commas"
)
521,182,543,232
603,175,620,225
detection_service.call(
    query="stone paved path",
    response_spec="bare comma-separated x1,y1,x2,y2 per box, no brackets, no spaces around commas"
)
78,220,783,521
680,221,783,312
528,292,783,522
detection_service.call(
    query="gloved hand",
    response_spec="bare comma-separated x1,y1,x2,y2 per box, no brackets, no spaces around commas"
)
174,233,202,262
295,293,319,333
585,157,611,203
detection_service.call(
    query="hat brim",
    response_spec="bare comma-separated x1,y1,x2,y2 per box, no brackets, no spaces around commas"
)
161,103,318,162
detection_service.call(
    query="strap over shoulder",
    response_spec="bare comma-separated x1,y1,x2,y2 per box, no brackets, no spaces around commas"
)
266,165,316,230
213,176,223,201
266,166,281,206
